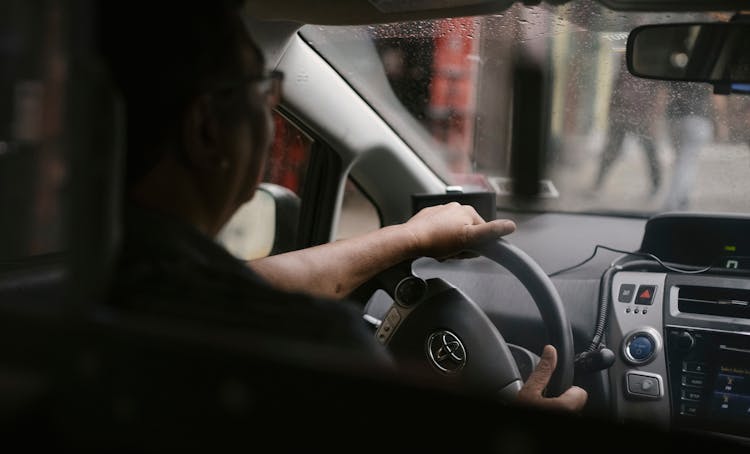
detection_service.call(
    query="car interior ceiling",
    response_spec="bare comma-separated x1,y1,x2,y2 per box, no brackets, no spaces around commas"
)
2,0,750,451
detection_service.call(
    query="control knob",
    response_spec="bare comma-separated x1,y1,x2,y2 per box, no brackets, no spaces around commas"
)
675,331,695,352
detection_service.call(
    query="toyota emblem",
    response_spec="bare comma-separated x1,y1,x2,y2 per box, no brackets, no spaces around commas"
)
427,330,466,374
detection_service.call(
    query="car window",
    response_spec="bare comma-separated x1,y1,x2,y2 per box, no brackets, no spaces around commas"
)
263,111,312,197
303,1,750,216
217,111,312,259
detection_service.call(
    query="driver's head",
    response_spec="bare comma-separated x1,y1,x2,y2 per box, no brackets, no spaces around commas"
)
100,0,275,233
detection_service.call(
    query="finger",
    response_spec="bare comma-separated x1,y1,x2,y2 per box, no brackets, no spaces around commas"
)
554,386,588,412
531,385,588,413
464,219,516,244
523,345,557,396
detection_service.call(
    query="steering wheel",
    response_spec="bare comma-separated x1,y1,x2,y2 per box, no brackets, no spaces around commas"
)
361,238,574,400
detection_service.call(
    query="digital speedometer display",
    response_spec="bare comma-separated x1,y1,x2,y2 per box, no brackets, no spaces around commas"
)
640,214,750,270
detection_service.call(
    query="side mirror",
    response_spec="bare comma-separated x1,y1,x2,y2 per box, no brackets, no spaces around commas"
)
627,21,750,91
217,182,300,260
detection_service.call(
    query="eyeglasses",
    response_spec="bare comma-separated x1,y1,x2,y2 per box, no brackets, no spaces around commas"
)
213,70,284,109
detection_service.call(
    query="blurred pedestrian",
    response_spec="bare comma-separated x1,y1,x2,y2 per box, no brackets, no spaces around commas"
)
592,55,663,194
661,84,715,211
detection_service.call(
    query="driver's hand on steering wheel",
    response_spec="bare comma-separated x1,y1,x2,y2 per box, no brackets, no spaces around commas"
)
517,345,588,412
403,203,517,260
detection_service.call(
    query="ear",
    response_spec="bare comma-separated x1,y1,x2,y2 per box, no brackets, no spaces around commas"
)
182,94,225,171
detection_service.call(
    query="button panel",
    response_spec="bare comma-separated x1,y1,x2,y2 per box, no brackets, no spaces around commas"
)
376,307,402,343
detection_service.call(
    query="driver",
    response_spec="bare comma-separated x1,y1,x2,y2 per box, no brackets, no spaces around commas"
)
101,0,587,413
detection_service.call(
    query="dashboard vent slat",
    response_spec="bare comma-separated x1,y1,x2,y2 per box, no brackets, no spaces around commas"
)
677,286,750,319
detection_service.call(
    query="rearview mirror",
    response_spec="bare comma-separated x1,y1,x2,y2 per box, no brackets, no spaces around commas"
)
627,22,750,88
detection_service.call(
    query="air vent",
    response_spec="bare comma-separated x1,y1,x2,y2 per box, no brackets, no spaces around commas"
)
677,286,750,319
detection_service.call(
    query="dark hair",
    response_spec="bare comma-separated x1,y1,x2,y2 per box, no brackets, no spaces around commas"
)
99,0,256,185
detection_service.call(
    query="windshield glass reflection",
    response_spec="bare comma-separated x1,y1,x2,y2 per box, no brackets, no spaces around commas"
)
305,0,750,216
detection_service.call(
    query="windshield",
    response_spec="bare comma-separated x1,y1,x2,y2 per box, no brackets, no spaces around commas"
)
303,0,750,216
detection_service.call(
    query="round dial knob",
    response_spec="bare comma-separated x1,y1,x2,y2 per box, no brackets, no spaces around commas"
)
676,331,695,352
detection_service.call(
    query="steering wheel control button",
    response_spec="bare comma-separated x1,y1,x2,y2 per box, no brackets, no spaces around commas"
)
426,330,466,375
385,307,401,326
635,285,657,305
376,308,402,344
622,329,661,365
618,284,636,303
394,276,427,307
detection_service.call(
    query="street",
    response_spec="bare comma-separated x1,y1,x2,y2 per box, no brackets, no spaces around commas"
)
549,132,750,215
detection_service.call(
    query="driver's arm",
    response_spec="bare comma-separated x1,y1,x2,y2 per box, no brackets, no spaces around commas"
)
248,203,516,299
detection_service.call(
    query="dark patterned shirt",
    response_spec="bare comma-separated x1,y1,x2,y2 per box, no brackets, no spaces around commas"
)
109,204,392,367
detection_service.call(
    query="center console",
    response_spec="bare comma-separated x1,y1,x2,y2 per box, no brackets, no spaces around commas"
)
608,271,750,439
606,214,750,440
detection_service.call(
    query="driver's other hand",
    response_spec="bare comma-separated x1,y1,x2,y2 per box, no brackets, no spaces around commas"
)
403,203,516,260
516,345,588,413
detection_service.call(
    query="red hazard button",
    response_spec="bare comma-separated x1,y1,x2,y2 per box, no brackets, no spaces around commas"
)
635,285,657,305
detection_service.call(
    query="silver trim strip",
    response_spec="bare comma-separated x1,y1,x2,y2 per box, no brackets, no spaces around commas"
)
719,345,750,354
669,286,750,327
666,324,750,338
679,297,749,307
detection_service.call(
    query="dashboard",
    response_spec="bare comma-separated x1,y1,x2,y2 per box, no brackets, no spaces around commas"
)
369,210,750,442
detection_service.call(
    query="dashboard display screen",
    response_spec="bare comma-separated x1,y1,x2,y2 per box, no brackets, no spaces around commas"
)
668,328,750,438
640,215,750,270
709,348,750,428
711,365,750,420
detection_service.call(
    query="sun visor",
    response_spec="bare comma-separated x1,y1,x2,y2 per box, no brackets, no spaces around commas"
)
597,0,749,11
244,0,518,25
367,0,512,14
